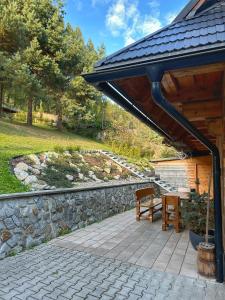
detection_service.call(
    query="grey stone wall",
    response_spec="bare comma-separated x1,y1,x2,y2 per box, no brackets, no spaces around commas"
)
0,180,152,259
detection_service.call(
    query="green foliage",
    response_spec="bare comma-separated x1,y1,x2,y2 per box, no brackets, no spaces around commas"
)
53,145,65,153
0,0,104,128
58,227,71,236
182,192,214,236
103,102,177,165
40,167,69,188
0,119,108,194
8,250,17,257
0,0,178,191
67,145,81,152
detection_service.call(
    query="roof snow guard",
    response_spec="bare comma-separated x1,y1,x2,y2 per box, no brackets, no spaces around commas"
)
94,0,225,71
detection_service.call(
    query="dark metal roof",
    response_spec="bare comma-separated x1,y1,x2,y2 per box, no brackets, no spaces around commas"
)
95,1,225,71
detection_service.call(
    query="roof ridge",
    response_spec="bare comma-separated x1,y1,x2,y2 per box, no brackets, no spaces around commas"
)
141,12,225,44
194,0,225,17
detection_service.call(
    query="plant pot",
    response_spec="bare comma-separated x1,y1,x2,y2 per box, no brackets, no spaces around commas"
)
189,230,215,250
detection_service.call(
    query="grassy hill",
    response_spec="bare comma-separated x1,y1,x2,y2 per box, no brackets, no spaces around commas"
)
0,120,108,194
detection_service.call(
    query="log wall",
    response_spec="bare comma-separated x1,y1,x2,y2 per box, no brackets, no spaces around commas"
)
153,155,212,194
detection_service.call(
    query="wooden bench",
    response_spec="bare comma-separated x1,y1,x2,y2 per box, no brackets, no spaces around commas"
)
135,187,162,222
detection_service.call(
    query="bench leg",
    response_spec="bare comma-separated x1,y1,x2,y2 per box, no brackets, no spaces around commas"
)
148,207,153,223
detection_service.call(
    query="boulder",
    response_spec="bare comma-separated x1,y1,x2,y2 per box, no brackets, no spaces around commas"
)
78,173,84,180
105,161,112,167
41,163,47,169
91,174,100,181
116,165,123,173
39,154,46,162
78,154,85,163
33,164,42,170
30,168,41,175
24,175,38,185
15,162,29,171
66,175,74,181
27,154,40,165
14,168,28,181
104,167,111,174
64,151,71,157
31,183,47,191
48,152,59,158
69,162,76,168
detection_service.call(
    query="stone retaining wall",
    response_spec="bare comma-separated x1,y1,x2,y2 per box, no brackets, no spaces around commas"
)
0,180,152,258
155,165,188,188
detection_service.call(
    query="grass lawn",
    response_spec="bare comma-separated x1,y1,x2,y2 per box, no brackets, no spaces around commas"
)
0,119,108,194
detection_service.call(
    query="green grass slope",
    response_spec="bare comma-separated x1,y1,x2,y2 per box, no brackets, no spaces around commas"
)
0,120,108,194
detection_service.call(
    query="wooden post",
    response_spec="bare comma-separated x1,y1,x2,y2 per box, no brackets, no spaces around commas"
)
205,174,212,243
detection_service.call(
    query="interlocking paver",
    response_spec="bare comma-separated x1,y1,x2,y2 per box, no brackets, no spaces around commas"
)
0,211,225,300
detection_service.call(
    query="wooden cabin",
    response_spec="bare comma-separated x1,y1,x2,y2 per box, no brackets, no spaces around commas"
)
152,155,212,194
84,0,225,282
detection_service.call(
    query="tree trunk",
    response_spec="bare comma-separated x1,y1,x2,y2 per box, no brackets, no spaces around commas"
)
56,99,63,131
0,84,4,118
27,98,33,126
101,99,105,130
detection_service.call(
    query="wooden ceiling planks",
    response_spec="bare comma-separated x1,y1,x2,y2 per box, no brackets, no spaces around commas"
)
113,64,224,152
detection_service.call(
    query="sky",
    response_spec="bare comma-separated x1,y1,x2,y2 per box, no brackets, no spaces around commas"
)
64,0,189,55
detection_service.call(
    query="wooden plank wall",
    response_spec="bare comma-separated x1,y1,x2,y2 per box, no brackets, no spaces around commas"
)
153,155,212,194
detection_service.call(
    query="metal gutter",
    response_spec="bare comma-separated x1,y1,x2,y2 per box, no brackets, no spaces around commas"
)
147,70,224,283
83,48,225,84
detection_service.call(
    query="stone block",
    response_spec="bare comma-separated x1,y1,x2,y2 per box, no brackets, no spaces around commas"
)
4,218,15,230
1,229,11,241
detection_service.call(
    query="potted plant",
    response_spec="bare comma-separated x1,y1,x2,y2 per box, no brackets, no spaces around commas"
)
182,192,214,250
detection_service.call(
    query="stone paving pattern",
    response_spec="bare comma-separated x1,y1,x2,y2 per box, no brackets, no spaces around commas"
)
52,210,198,278
0,181,150,259
1,243,225,300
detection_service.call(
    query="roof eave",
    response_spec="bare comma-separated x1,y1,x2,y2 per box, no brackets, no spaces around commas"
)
83,46,225,84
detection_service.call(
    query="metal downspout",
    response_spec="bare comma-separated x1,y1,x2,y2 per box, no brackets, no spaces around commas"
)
148,76,224,282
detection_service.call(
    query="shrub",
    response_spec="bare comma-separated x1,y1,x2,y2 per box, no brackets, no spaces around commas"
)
182,192,214,236
40,168,73,188
53,146,65,153
58,227,71,236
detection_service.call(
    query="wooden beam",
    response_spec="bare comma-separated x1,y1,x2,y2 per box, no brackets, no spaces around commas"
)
170,63,225,78
182,99,222,121
208,120,223,136
167,89,220,103
162,72,179,94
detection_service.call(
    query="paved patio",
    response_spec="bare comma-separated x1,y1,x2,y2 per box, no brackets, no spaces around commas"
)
1,210,225,300
52,209,198,278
